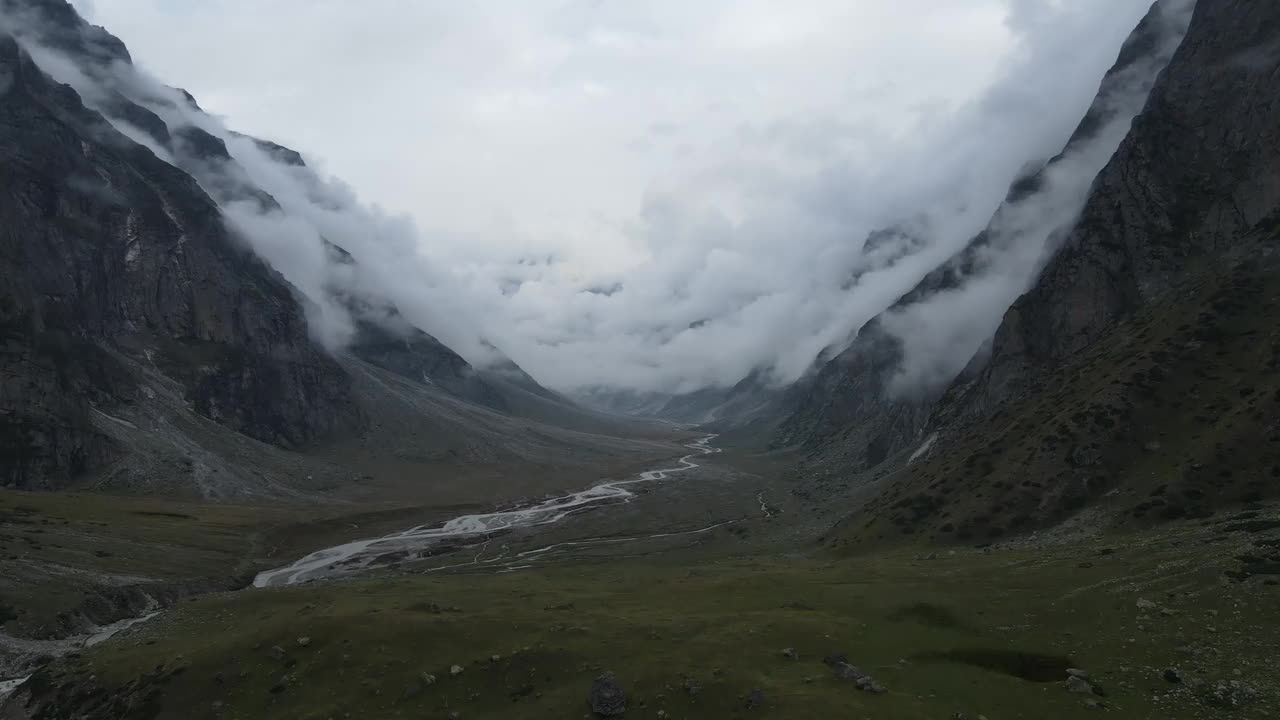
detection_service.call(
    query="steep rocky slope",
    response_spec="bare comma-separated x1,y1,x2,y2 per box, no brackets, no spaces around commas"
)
0,0,679,499
819,0,1280,546
774,0,1197,468
0,29,364,490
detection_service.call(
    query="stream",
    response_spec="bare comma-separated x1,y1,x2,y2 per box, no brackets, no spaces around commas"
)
254,434,721,587
1,435,722,701
0,609,162,702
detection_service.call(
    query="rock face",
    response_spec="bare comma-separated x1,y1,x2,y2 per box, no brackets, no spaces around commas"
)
0,28,363,488
978,0,1280,395
1,0,635,496
588,672,626,716
322,242,507,411
818,0,1280,545
833,663,887,694
346,309,505,411
774,0,1197,469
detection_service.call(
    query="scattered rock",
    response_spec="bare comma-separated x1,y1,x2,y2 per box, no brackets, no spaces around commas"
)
832,663,886,693
745,688,766,709
1067,668,1090,679
296,637,311,648
822,652,848,666
1066,676,1096,695
401,681,423,702
589,672,627,717
450,665,464,676
1196,679,1261,708
1163,668,1182,684
833,662,867,681
1136,598,1158,610
681,677,701,697
420,672,436,686
856,676,887,694
268,645,287,661
781,647,798,660
1082,698,1107,711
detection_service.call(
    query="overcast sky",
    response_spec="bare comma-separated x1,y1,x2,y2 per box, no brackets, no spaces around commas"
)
70,0,1157,393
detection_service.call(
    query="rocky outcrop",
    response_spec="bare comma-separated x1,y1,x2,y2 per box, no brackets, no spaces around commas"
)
0,0,681,501
823,0,1280,546
588,672,627,716
978,0,1280,395
774,0,1196,467
315,239,508,410
774,322,937,471
0,29,363,487
0,0,127,66
346,306,506,410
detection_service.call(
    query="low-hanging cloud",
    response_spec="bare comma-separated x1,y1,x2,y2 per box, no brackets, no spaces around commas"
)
12,0,1172,397
881,0,1196,396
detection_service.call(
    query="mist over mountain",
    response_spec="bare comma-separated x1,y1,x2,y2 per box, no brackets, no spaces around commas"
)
68,0,1165,396
0,0,681,498
768,0,1198,459
5,1,1280,717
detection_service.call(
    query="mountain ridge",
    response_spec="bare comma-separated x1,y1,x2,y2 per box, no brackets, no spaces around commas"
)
817,0,1280,547
0,0,683,500
770,0,1197,465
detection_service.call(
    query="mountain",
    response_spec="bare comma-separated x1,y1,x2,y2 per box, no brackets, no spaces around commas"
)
810,0,1280,547
0,0,677,499
773,0,1197,466
0,26,364,490
573,370,784,433
4,2,1280,718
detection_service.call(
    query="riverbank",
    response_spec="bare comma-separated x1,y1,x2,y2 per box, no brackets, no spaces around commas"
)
0,435,700,698
6,435,1278,718
6,508,1278,719
254,436,721,587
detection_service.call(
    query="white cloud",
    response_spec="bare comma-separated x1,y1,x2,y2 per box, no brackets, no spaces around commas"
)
882,0,1195,395
42,0,1161,392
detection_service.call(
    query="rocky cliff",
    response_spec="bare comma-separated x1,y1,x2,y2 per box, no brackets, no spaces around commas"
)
774,0,1197,468
0,0,666,498
819,0,1280,547
0,29,364,489
978,0,1280,390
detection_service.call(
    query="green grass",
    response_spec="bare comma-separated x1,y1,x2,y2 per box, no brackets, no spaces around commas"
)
28,516,1279,719
0,490,438,637
0,491,278,636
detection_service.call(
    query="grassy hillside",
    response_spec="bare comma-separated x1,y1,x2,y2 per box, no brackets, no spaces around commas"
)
825,251,1280,549
0,436,694,645
9,509,1278,719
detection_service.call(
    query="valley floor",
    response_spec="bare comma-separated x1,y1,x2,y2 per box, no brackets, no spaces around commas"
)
0,433,697,678
2,435,1278,719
